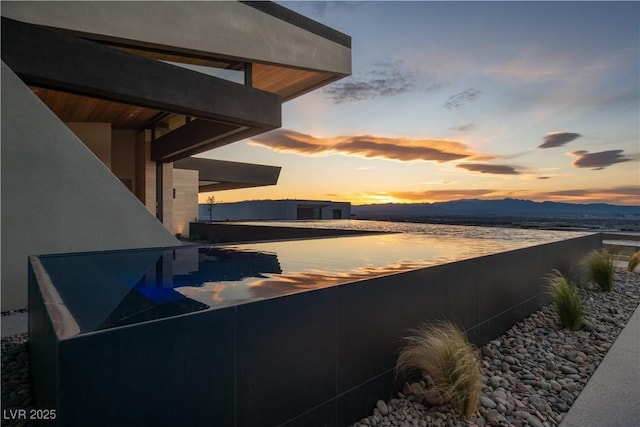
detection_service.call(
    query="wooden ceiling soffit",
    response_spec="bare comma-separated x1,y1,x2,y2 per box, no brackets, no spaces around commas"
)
1,17,281,130
30,86,161,129
252,63,341,101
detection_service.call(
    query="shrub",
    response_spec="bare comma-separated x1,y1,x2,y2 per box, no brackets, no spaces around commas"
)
583,249,615,291
395,321,481,417
628,251,640,272
545,269,583,330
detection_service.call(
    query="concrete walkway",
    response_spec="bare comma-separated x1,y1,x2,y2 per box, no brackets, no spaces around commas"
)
560,305,640,427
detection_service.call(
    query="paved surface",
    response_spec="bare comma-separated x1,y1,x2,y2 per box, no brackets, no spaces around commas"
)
560,305,640,427
1,312,28,338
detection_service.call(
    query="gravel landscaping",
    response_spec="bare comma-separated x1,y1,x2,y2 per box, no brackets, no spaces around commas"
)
352,267,640,427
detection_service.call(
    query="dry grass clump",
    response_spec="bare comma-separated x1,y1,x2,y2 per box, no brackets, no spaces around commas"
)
628,251,640,272
545,269,583,330
583,249,615,291
395,321,481,418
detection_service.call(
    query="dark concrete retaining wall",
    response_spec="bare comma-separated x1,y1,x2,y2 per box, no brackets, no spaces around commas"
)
29,233,601,426
190,221,375,242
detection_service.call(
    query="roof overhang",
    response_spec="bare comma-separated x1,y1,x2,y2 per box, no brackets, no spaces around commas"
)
1,1,351,101
174,157,281,192
1,17,281,163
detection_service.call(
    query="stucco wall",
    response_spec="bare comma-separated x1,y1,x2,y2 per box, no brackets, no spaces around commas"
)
1,62,179,310
1,1,350,75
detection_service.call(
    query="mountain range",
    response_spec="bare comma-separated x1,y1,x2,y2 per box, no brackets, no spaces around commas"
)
352,198,640,219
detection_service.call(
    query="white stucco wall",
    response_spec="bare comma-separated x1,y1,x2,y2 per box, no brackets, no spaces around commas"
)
1,63,179,311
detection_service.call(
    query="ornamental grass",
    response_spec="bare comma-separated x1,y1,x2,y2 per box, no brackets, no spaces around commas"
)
583,249,615,291
395,321,481,418
628,251,640,272
545,269,584,330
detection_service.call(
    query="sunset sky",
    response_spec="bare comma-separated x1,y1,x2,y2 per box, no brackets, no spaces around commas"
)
198,1,639,206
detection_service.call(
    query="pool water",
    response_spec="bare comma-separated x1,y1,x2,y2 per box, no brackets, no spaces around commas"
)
35,226,587,335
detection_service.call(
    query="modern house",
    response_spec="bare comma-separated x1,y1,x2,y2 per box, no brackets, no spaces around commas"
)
199,199,352,221
1,1,352,311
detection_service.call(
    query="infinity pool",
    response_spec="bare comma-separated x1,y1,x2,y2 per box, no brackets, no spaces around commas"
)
34,229,585,336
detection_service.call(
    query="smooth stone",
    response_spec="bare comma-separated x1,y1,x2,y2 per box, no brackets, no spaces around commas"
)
480,396,497,409
376,400,389,416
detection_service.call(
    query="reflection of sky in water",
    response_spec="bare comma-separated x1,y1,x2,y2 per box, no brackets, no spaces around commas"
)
176,231,580,308
37,225,588,334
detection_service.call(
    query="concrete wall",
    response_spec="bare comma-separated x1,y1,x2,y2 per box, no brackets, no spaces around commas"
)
190,223,375,243
173,169,199,238
1,1,351,75
1,62,179,310
198,200,351,221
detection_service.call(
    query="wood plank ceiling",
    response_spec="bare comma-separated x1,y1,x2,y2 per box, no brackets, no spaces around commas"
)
29,47,341,130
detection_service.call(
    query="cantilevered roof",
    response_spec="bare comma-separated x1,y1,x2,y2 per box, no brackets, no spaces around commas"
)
174,157,281,192
1,1,351,100
1,0,352,163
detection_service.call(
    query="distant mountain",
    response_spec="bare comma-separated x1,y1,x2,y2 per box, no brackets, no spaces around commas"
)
352,198,640,219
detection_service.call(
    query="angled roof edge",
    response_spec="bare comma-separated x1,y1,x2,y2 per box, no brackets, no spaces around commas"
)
240,1,351,48
174,157,281,192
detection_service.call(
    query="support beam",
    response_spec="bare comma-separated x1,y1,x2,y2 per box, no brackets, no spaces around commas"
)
174,157,281,192
151,119,245,163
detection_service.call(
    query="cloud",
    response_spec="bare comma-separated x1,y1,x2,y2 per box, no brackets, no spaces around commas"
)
324,60,414,103
544,186,640,205
539,132,582,148
389,189,499,201
250,129,490,163
450,124,475,132
569,149,632,170
444,88,482,110
425,82,448,93
536,176,552,180
457,163,520,175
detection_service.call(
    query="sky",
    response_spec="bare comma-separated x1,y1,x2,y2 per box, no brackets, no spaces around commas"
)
198,1,639,206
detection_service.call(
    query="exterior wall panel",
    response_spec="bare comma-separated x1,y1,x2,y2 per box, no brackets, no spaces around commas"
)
1,63,178,310
173,169,199,237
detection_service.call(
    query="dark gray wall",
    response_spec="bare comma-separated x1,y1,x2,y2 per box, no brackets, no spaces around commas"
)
29,233,601,426
190,222,371,242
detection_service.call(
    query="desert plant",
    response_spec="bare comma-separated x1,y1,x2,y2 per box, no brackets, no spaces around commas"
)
628,251,640,272
545,269,583,330
395,321,481,417
583,249,615,291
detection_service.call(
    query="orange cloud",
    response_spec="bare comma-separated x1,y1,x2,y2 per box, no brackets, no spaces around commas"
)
389,189,502,202
250,129,491,163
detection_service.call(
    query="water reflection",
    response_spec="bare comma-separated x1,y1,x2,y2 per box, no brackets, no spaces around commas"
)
38,229,582,334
